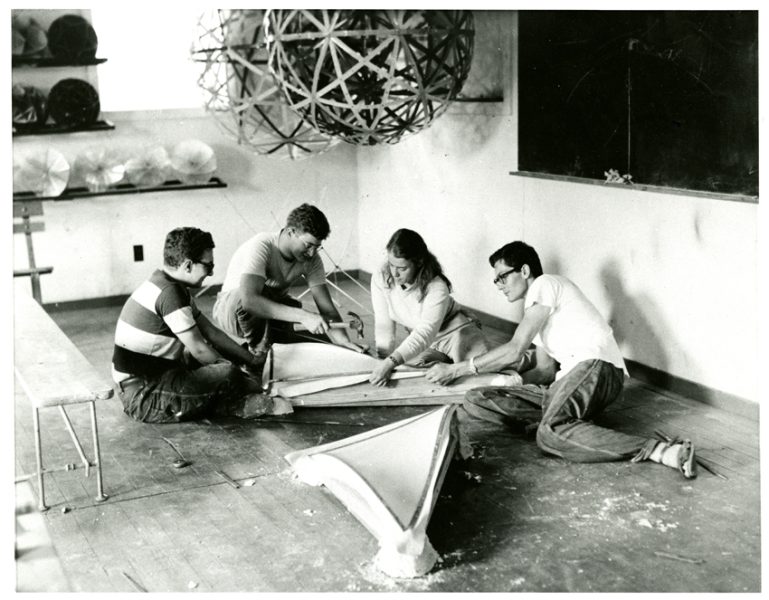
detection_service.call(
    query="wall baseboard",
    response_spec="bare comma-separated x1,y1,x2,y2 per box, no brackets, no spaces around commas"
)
358,269,756,419
42,283,225,313
624,359,758,421
44,270,757,420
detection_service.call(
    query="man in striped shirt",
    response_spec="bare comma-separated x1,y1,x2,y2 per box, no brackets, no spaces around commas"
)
112,227,277,423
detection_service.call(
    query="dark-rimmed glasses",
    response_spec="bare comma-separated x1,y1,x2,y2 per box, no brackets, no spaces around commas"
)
493,267,519,286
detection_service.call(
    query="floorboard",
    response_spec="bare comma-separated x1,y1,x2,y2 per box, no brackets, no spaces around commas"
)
13,279,760,592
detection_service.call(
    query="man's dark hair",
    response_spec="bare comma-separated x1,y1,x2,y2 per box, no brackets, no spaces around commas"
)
286,203,330,241
164,227,215,267
489,241,544,278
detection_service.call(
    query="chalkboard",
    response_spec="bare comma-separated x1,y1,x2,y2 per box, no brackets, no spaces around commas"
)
518,11,758,197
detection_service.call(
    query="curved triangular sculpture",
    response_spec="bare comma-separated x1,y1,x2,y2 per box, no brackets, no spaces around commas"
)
285,405,462,577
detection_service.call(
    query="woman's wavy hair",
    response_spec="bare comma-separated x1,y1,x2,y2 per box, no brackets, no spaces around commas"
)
381,229,452,301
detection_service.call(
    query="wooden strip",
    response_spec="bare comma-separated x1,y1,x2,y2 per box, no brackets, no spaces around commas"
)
13,201,44,217
277,370,425,398
14,267,54,277
13,220,46,234
290,372,503,407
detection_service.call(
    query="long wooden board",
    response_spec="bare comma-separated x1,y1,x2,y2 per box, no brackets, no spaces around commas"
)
274,370,425,398
290,372,505,407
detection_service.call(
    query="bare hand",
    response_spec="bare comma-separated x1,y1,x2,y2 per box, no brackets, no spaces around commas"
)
425,363,458,386
300,312,328,335
369,359,395,387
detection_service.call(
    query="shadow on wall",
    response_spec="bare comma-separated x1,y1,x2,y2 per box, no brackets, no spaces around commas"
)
427,113,498,154
600,260,670,373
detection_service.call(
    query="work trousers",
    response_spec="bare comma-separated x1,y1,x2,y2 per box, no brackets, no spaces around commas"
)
463,359,650,462
117,359,259,424
213,289,327,351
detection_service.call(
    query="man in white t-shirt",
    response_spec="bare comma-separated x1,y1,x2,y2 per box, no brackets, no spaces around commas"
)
213,204,366,357
425,241,697,479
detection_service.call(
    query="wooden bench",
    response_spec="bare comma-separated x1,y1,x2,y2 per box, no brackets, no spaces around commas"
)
14,288,112,511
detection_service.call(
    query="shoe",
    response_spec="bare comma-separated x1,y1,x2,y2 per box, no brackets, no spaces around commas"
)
232,393,274,419
677,439,697,479
631,437,697,479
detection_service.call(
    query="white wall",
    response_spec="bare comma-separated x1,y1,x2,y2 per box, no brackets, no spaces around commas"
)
355,19,758,404
13,111,360,302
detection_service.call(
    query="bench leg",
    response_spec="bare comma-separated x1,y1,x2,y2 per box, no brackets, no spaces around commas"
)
89,402,108,503
32,407,48,512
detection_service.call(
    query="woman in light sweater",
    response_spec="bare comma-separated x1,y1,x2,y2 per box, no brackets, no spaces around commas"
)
369,229,492,386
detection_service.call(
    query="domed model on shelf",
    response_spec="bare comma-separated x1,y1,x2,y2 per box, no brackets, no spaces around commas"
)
11,14,48,57
47,14,98,62
12,84,48,128
75,148,125,193
170,140,217,185
15,147,71,198
47,78,100,127
125,147,171,188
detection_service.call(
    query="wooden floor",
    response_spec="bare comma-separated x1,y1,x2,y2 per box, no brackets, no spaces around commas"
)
14,279,760,592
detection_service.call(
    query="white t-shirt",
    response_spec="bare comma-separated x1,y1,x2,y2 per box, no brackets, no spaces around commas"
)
524,274,626,379
220,231,326,296
371,268,455,363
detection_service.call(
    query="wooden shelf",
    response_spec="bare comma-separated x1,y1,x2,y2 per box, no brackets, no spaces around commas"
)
13,119,116,137
12,57,107,68
13,177,228,202
453,96,504,103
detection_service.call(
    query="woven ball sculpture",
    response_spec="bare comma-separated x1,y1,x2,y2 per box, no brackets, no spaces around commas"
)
191,9,337,159
264,9,475,146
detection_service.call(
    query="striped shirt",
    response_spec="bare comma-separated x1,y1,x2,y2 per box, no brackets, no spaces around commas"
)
111,269,200,383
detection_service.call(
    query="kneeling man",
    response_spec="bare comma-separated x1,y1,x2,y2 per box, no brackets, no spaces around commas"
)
426,241,696,478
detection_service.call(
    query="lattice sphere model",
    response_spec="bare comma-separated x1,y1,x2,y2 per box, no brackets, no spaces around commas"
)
191,9,337,160
264,10,475,146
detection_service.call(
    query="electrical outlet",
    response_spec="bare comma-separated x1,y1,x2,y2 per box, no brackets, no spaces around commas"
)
133,245,144,262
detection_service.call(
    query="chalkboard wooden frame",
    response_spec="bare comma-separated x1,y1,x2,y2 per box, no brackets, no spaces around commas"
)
517,10,758,200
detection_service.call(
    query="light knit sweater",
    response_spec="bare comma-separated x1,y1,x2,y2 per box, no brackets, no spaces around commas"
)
371,268,456,364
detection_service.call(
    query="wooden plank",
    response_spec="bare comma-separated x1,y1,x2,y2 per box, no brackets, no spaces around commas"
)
14,289,114,406
276,370,425,398
13,220,46,234
291,372,504,407
13,201,44,217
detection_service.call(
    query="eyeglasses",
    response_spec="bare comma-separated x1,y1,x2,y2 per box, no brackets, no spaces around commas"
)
299,238,323,253
197,260,215,274
493,267,519,286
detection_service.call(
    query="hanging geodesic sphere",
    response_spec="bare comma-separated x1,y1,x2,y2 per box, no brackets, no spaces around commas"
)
191,9,337,159
264,10,475,146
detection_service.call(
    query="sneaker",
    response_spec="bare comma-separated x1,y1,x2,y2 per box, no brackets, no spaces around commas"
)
677,439,697,479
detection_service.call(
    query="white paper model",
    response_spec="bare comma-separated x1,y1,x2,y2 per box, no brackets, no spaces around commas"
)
284,405,462,577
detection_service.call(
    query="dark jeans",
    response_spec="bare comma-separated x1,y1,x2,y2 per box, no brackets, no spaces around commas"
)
117,359,258,424
463,359,650,462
